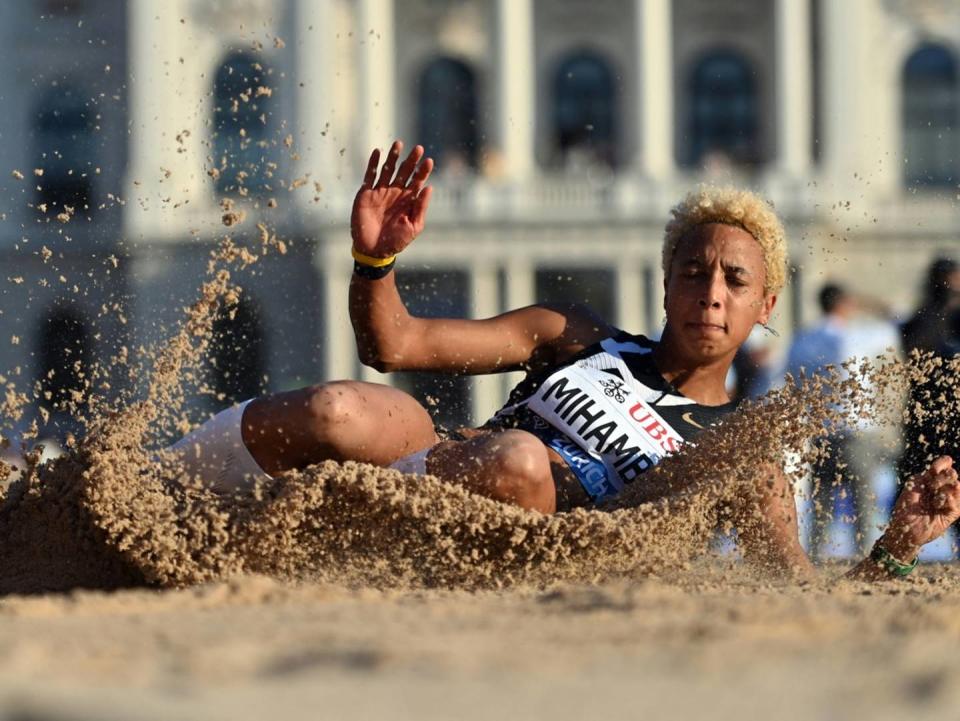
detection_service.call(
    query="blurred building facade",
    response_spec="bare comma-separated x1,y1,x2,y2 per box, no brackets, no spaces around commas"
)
0,0,959,435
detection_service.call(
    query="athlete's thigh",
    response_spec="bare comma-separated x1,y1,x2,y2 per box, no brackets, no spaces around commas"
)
242,381,438,472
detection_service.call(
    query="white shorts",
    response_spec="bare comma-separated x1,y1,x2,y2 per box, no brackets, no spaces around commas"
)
164,399,272,493
388,447,432,475
166,400,435,488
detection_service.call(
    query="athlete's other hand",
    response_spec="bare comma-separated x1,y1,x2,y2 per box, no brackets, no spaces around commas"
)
351,141,433,258
881,456,960,561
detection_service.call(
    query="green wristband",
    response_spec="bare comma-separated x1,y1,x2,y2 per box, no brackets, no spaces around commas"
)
869,544,918,577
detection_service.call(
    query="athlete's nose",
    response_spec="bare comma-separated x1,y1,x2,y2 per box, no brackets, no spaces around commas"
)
698,274,723,309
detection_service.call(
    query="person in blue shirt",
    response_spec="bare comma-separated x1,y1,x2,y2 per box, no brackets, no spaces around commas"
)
785,284,863,558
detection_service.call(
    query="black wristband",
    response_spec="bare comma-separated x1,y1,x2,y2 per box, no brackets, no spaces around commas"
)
353,258,396,280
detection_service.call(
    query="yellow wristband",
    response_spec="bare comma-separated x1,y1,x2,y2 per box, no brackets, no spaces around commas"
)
352,248,397,268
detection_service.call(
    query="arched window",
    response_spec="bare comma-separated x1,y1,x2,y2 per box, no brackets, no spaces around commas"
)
37,306,90,439
553,52,617,168
687,50,759,167
416,57,480,170
903,43,959,187
33,83,96,216
208,295,267,405
212,52,274,196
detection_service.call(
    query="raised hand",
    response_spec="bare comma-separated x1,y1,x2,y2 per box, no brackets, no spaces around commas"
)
351,141,434,258
881,456,960,560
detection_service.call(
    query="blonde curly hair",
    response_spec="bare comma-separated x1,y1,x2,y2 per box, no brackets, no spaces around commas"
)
663,186,788,296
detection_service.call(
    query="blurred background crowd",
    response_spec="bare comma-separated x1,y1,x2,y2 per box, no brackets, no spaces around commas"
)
3,0,960,557
739,260,960,560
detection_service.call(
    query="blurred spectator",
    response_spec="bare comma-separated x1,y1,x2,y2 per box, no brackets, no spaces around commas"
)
786,283,854,381
939,306,960,358
901,258,960,357
786,283,897,558
933,308,960,466
898,258,960,481
905,302,960,557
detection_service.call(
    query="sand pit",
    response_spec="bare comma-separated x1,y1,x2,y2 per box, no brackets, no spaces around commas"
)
3,571,960,720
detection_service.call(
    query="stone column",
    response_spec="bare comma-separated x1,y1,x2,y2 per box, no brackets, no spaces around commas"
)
616,263,645,334
495,0,535,179
775,0,812,176
295,0,338,193
819,0,896,196
127,0,192,235
635,0,674,179
471,263,502,424
501,259,535,397
319,236,358,382
357,0,396,158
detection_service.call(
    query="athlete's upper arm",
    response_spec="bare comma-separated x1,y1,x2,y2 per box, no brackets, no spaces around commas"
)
377,302,614,374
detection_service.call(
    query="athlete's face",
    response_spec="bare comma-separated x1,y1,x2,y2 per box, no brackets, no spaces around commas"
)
663,223,776,363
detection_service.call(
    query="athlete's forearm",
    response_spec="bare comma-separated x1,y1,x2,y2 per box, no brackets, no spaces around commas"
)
349,269,498,373
349,270,418,372
733,464,817,580
349,267,607,375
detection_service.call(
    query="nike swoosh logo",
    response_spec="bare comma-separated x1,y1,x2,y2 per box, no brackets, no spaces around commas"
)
681,412,704,429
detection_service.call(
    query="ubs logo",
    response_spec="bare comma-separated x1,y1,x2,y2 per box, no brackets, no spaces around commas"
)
628,403,681,454
599,378,628,403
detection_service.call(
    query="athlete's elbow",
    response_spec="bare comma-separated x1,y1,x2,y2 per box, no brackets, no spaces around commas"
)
357,349,392,373
357,346,408,373
367,358,402,373
354,320,422,372
353,331,396,371
358,326,426,372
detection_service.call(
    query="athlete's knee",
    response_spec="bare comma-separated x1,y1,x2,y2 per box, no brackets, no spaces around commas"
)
303,381,368,449
484,431,554,511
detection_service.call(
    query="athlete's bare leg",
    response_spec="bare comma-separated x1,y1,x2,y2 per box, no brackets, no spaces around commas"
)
240,381,438,474
427,429,557,513
241,383,558,513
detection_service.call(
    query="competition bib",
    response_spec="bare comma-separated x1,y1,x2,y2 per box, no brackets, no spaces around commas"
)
526,362,684,500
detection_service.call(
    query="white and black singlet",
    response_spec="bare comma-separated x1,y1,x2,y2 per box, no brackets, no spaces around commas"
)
484,331,738,503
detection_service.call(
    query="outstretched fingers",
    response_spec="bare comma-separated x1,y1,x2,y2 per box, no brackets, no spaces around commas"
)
409,156,434,193
393,144,425,187
410,185,433,229
375,140,403,188
361,148,381,189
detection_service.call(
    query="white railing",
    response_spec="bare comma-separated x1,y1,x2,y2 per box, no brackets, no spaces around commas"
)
131,168,960,239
